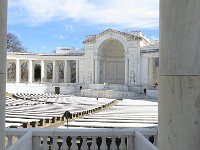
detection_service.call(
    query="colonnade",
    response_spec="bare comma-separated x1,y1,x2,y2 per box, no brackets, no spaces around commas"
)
7,59,79,84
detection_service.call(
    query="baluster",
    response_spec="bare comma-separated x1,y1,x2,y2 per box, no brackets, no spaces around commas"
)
15,135,22,144
119,137,127,150
71,137,78,150
33,136,42,150
42,136,49,150
110,137,118,150
127,136,134,150
6,136,13,149
52,136,59,150
81,137,88,150
16,135,22,141
90,137,98,150
60,137,69,150
100,137,107,150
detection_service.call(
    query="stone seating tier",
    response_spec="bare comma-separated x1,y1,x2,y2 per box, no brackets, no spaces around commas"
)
5,94,117,128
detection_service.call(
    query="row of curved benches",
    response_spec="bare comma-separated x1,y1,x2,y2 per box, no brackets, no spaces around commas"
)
5,94,116,128
13,92,66,100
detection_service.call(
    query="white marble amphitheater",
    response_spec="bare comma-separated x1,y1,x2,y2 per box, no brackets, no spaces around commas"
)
1,0,200,150
6,29,159,98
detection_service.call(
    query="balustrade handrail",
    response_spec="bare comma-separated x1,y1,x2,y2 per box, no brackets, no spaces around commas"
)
5,128,157,137
134,131,158,150
7,131,32,150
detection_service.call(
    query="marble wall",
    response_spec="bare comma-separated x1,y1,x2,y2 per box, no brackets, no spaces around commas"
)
159,0,200,149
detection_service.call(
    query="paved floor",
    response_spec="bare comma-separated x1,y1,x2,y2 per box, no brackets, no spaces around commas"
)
6,94,158,129
61,99,158,129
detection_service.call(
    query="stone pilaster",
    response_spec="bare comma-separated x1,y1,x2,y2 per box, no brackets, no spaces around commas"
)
125,58,129,85
148,58,154,86
95,59,100,84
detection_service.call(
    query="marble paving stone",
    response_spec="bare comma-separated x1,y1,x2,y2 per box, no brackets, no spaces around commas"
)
63,99,158,128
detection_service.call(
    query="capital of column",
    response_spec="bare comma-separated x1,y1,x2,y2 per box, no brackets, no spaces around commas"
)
124,52,129,56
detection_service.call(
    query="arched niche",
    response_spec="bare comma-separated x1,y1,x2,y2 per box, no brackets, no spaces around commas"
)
98,39,125,84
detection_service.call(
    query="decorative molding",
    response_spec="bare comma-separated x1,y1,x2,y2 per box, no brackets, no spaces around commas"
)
83,28,142,44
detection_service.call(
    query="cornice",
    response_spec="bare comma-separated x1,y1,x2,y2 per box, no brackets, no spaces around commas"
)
83,28,142,44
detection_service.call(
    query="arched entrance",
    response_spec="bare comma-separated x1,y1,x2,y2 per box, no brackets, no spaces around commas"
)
98,39,125,84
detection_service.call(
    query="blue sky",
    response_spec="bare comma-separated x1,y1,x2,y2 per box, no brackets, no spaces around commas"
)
8,0,159,53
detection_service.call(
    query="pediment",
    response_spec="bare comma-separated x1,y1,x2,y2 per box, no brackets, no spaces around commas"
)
83,28,141,44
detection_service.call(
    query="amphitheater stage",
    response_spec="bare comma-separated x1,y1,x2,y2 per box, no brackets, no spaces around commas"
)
81,84,146,99
81,89,141,99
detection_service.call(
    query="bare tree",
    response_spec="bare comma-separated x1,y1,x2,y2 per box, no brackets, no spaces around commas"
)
21,62,28,82
7,32,27,52
7,62,16,82
59,63,64,81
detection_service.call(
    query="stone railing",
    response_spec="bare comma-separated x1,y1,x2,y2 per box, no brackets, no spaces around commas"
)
6,131,32,150
134,132,157,150
5,128,157,150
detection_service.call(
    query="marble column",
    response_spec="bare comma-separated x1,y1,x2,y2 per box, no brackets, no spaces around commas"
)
159,0,200,150
16,59,21,83
148,58,154,86
64,60,70,83
76,60,79,83
64,60,67,83
28,60,33,83
0,0,7,149
125,59,129,85
53,60,57,83
41,60,46,83
95,59,100,84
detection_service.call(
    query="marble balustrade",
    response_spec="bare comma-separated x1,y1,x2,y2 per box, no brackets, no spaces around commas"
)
5,128,157,150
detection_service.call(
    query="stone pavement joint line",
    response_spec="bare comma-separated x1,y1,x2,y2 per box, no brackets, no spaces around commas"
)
61,99,158,129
